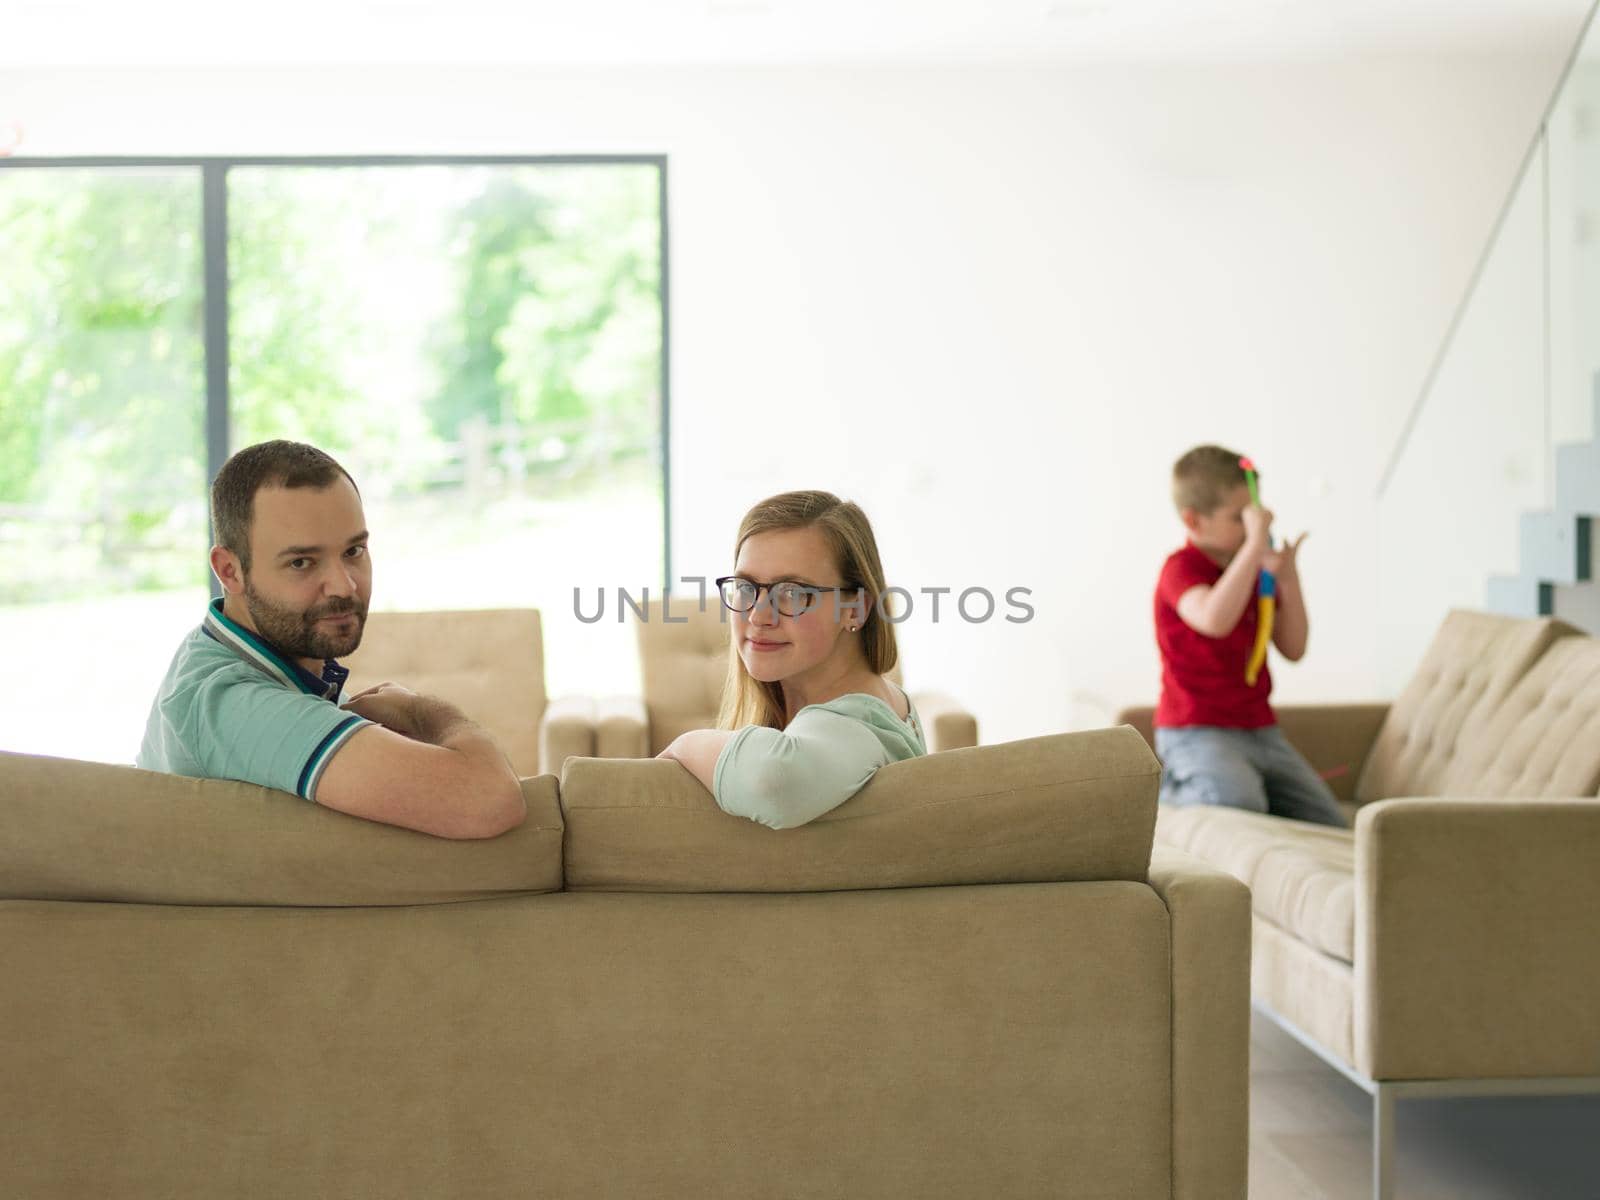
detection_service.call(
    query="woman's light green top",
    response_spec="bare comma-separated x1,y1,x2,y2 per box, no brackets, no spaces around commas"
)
712,691,927,829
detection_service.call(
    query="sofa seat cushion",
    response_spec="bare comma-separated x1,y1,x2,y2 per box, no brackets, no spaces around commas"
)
560,727,1159,893
1156,805,1355,963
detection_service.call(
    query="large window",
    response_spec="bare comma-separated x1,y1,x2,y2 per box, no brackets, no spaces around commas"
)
0,157,667,763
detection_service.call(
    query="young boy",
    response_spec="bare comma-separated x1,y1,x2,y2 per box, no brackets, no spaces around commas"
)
1152,445,1345,826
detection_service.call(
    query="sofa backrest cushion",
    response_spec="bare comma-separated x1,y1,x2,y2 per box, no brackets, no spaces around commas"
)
559,725,1158,892
344,608,546,776
1355,610,1580,804
1439,634,1600,796
0,752,564,905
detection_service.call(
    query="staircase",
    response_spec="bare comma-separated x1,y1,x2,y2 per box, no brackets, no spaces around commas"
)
1486,382,1600,632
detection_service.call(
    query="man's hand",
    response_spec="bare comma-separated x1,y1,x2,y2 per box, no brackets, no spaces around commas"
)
345,681,405,702
342,682,426,740
1242,504,1275,548
318,693,526,839
1264,531,1308,582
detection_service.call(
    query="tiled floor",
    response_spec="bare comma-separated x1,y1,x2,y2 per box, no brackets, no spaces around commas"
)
1248,1011,1600,1199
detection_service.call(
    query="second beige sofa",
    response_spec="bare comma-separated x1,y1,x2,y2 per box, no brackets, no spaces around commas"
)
1120,609,1600,1199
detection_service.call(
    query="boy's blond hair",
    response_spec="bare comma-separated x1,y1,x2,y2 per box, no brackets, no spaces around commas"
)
1172,444,1250,515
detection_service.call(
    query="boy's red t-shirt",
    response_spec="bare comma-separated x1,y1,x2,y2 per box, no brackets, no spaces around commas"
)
1154,541,1274,729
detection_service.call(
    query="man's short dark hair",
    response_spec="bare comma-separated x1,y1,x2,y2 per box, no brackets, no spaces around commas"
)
212,440,359,572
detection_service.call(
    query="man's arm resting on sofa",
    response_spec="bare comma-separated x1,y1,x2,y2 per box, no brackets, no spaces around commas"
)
1355,797,1600,1080
318,689,526,839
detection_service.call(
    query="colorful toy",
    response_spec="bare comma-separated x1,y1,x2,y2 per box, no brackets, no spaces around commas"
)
1239,456,1274,687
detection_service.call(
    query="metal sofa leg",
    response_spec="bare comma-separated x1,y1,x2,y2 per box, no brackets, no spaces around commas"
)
1373,1084,1395,1200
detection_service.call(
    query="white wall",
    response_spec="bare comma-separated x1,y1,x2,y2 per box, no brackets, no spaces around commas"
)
1376,38,1600,685
1550,59,1600,450
3,46,1583,743
1375,155,1549,689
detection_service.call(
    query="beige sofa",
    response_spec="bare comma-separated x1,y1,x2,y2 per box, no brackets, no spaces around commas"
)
1,726,1246,1199
544,597,980,760
1119,610,1600,1199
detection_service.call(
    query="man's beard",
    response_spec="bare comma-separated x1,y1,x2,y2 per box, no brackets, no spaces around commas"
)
243,580,368,662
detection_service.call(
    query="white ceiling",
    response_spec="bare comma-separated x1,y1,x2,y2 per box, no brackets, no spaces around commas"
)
3,0,1590,68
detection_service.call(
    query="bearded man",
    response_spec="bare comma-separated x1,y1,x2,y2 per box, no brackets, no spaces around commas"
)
137,440,523,839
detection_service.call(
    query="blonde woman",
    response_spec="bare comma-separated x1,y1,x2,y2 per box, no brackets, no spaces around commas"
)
657,490,926,828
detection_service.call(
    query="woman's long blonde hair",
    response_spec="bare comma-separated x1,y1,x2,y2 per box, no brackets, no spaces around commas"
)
717,490,899,731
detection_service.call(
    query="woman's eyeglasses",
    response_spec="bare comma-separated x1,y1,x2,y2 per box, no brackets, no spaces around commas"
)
715,575,863,619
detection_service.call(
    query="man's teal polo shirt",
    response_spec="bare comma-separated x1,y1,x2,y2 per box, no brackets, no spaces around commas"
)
137,598,371,800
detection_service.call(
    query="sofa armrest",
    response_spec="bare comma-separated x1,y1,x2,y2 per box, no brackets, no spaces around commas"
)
1355,797,1600,1081
1146,846,1251,1200
595,695,650,759
540,696,597,774
910,690,979,752
1113,703,1389,808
